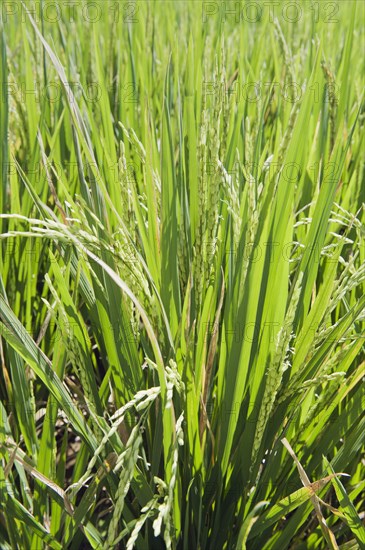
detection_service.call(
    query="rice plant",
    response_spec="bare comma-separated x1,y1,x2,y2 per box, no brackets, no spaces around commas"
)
0,1,364,548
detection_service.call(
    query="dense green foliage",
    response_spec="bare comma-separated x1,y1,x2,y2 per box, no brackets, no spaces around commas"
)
0,1,364,548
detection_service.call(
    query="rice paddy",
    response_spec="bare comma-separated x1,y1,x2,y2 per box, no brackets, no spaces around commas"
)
0,1,364,548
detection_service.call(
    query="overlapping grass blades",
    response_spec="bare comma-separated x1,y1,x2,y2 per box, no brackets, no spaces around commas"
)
0,1,364,548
